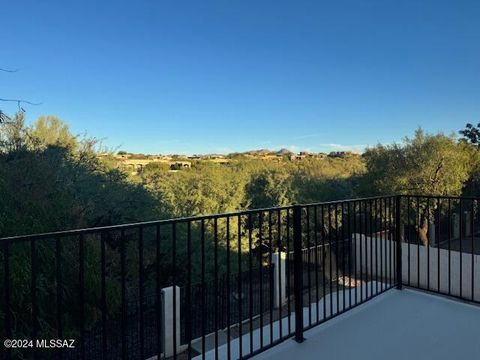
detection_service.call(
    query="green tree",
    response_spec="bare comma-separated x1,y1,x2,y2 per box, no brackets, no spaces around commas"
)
141,161,171,187
361,129,473,245
459,122,480,148
0,112,27,151
29,115,78,149
0,114,166,352
245,168,293,209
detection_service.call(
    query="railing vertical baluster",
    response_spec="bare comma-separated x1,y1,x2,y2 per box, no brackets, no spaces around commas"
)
341,202,346,310
277,208,283,338
385,198,389,287
347,202,352,306
379,199,384,291
437,198,441,294
328,204,333,313
31,238,38,360
377,200,381,291
377,199,381,293
383,199,392,287
139,227,145,359
460,199,463,298
101,232,107,359
387,198,391,287
427,198,430,290
314,206,319,319
79,234,85,360
471,200,475,302
258,212,264,349
359,201,363,302
407,197,411,287
369,200,377,297
4,240,11,360
213,218,219,359
365,201,370,298
375,199,379,295
248,213,254,355
237,215,243,358
321,205,327,318
335,204,340,310
385,199,389,287
293,205,304,343
364,201,369,299
417,198,420,287
120,229,127,359
172,222,177,360
344,201,353,308
201,220,206,360
392,197,395,287
396,196,402,290
268,211,274,344
353,201,358,305
381,199,385,292
155,225,161,359
187,221,193,359
448,199,452,296
365,201,369,298
226,217,231,359
286,209,292,335
56,235,63,359
306,207,311,326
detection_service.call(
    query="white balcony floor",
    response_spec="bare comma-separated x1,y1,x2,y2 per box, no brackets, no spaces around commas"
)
253,288,480,360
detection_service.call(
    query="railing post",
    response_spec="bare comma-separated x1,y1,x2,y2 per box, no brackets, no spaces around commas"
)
272,252,287,308
161,285,182,357
293,205,305,343
395,195,403,290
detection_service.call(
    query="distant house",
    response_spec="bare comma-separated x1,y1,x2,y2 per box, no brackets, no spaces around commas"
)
328,151,349,158
170,161,191,170
289,152,325,161
115,154,130,160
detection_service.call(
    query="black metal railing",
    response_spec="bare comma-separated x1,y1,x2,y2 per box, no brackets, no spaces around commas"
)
2,195,477,359
399,195,480,303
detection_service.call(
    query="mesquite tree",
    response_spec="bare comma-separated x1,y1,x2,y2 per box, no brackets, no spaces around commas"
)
361,129,474,246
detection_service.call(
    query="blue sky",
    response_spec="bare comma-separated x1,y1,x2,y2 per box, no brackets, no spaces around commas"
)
1,0,479,154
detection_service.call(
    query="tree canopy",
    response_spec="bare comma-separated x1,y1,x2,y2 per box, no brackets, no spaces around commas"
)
361,129,473,197
0,114,159,237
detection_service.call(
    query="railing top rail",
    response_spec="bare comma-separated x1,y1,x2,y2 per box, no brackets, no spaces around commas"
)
3,193,476,242
400,194,480,201
1,204,296,242
300,194,396,207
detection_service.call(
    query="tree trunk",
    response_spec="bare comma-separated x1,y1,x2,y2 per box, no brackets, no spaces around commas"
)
418,217,429,247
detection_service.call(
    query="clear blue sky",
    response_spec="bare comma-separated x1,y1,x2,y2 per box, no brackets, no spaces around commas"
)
2,0,479,154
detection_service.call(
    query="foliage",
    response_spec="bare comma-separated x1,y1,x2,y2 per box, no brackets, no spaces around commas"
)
361,129,475,245
0,114,162,351
361,129,473,196
245,167,293,209
459,122,480,148
0,122,159,237
29,115,78,150
140,161,171,188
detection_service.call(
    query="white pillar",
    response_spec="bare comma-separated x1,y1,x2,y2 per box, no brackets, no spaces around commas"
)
272,252,287,308
162,285,181,358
